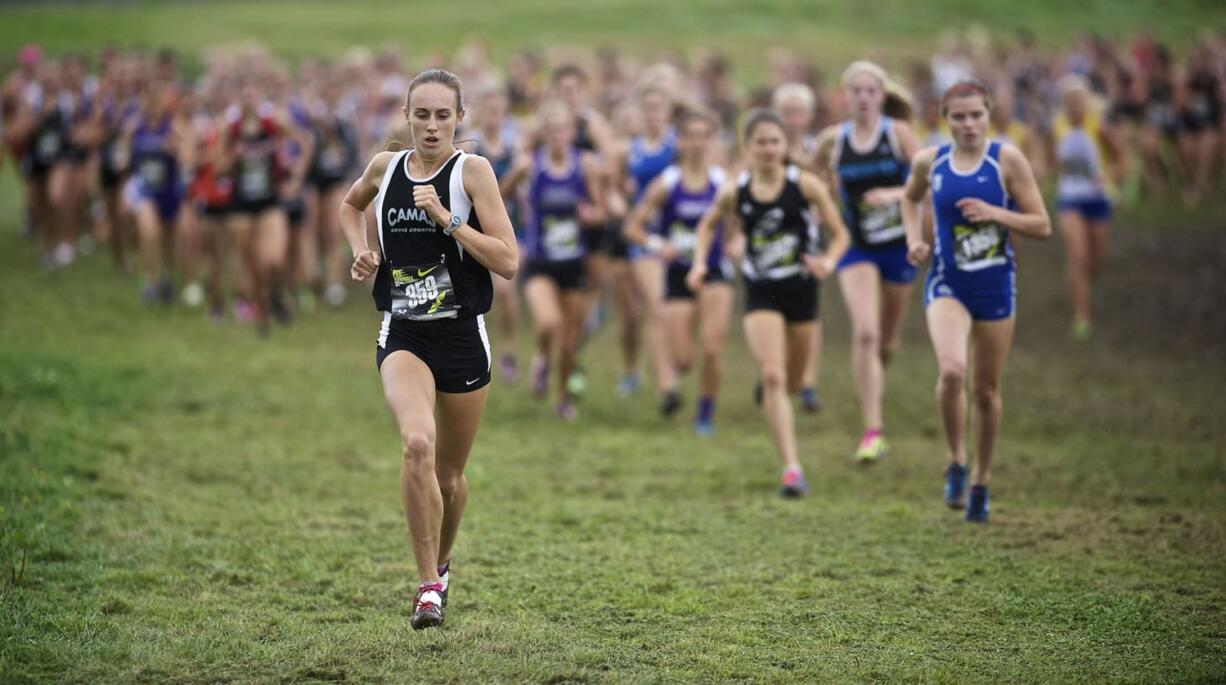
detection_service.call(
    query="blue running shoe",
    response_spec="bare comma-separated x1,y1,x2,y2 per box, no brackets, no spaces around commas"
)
944,462,967,510
617,373,640,397
965,484,989,523
799,386,822,414
694,417,714,437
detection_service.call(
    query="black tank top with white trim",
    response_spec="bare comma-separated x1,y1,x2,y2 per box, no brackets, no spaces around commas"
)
371,149,493,320
735,165,818,282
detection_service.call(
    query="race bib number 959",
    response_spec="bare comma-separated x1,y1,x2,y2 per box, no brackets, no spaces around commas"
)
390,262,459,320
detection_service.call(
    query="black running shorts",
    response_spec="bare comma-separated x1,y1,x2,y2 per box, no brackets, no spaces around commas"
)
744,275,820,323
664,262,731,301
375,314,492,393
523,259,587,291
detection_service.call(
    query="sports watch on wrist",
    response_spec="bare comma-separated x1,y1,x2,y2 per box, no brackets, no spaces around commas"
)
443,214,462,236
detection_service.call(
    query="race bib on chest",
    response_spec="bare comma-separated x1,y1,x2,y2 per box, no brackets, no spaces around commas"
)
860,200,905,244
140,158,168,189
389,261,459,321
953,223,1008,272
1059,156,1095,182
239,160,271,199
37,131,61,160
543,216,582,261
750,231,801,278
668,222,697,260
320,144,344,174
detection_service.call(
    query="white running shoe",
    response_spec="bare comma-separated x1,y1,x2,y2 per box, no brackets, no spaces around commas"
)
53,242,76,267
182,282,205,308
324,283,347,307
411,582,445,630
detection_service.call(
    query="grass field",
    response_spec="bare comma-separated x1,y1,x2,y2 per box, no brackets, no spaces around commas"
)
2,171,1225,681
3,3,1226,682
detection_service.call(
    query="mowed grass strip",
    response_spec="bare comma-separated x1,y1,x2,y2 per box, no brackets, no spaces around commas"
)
3,0,1226,69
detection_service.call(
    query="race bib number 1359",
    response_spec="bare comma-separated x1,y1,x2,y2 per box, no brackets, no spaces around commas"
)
952,223,1008,272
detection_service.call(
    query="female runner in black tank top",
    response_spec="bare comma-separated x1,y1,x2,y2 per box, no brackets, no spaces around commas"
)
339,69,518,630
689,110,850,498
813,60,920,464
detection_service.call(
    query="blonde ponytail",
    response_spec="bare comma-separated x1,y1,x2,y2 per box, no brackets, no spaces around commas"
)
842,60,914,122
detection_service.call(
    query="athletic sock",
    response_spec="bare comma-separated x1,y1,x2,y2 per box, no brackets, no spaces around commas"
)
437,560,450,591
696,396,715,423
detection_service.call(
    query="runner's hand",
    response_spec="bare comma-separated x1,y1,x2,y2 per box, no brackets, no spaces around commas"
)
804,254,835,280
723,233,746,262
606,192,628,219
686,263,708,293
955,197,998,224
864,187,895,207
413,185,451,227
351,250,381,281
577,201,601,225
281,177,302,200
907,240,931,266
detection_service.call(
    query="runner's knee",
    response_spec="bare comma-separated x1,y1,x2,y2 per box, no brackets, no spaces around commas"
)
401,429,436,466
937,360,966,389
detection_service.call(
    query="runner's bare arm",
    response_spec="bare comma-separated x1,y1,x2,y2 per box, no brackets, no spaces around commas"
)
812,125,839,186
623,175,669,253
902,147,936,264
687,180,736,290
579,151,607,225
340,151,395,279
455,155,519,280
957,143,1049,240
499,156,531,199
799,171,850,277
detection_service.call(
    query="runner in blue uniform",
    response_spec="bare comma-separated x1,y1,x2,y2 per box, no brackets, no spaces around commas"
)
120,86,187,304
901,79,1051,522
624,109,732,435
814,61,919,464
340,69,518,630
619,85,679,413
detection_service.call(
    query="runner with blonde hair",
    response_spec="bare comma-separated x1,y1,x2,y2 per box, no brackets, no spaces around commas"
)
1051,74,1124,340
814,60,920,463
